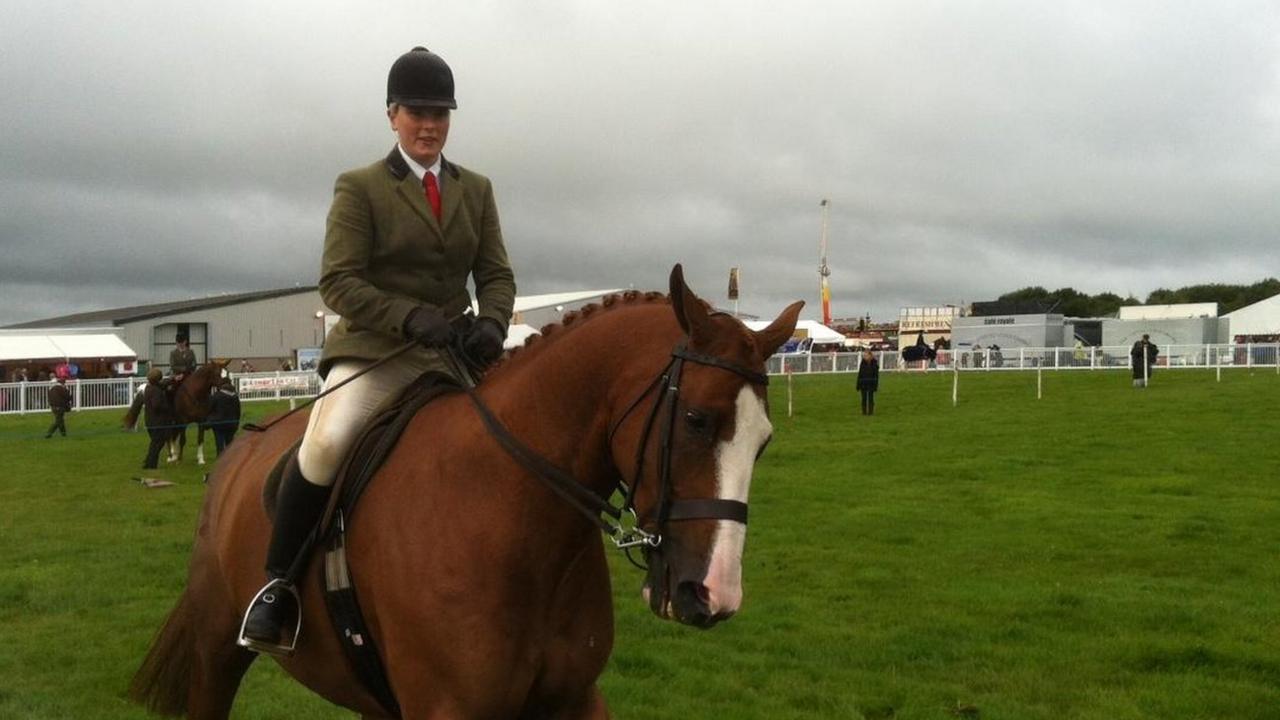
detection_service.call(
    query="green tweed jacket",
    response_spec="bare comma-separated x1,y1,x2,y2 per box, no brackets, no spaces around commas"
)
318,147,516,375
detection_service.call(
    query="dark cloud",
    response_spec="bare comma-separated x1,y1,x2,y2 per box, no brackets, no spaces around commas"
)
4,2,1279,327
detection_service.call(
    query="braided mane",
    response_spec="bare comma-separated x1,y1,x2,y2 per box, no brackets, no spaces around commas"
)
491,290,668,371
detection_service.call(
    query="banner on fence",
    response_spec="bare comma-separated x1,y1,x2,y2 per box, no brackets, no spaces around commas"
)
238,375,311,393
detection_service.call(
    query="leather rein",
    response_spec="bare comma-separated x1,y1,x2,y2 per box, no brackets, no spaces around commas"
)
464,343,769,560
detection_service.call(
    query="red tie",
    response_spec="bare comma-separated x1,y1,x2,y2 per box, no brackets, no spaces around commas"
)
423,172,442,222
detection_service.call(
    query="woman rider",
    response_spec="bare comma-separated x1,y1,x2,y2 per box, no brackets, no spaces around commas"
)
239,46,516,655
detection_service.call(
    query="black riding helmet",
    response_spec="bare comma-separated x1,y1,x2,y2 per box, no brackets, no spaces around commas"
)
386,46,457,109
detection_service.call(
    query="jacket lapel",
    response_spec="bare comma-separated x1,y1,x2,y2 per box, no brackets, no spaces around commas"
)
439,157,463,232
385,146,443,237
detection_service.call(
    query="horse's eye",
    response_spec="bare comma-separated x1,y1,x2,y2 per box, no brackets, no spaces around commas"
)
684,409,710,433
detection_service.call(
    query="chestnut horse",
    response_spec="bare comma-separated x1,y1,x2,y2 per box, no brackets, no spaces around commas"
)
129,266,801,719
170,360,231,465
123,362,228,465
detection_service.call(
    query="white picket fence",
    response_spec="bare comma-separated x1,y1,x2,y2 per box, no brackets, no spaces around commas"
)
0,371,320,416
2,343,1276,415
769,342,1280,375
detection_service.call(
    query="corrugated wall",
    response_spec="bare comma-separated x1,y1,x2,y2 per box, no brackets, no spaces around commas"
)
118,290,327,365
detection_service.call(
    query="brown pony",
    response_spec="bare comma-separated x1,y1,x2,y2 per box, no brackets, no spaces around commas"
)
124,361,228,464
129,266,801,719
171,360,231,465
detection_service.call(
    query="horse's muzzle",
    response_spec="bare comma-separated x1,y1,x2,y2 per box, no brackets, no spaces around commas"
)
643,579,734,628
673,580,734,628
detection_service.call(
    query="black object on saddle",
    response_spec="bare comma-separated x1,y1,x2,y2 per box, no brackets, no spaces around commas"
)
316,371,463,720
900,331,936,362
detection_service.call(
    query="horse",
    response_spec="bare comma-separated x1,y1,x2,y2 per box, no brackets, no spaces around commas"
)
166,361,229,465
128,265,802,719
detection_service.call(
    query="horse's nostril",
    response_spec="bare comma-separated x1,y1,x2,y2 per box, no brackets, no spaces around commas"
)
676,581,708,605
694,583,711,607
674,580,715,626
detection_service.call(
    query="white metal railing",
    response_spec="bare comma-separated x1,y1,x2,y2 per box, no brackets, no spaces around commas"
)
764,343,1280,376
0,371,319,416
3,344,1276,414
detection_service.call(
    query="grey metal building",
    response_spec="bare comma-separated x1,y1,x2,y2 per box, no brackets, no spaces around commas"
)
1100,317,1229,348
5,288,327,372
951,313,1067,349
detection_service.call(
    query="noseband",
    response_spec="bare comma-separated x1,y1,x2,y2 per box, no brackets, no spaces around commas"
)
465,342,769,556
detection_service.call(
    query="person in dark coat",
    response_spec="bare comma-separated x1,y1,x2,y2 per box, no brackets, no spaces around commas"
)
169,333,198,384
207,378,241,456
45,377,72,438
127,368,175,469
238,46,518,654
1130,334,1159,387
856,349,880,415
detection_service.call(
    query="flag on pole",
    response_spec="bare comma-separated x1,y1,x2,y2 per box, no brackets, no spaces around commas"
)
728,267,740,301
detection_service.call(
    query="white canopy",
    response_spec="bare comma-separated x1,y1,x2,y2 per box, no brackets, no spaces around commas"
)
742,319,846,343
503,323,541,350
0,329,137,363
471,289,626,317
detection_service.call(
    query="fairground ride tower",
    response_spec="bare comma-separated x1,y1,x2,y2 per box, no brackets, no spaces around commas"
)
819,198,832,326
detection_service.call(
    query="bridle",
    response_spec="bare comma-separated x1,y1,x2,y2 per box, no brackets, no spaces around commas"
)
464,341,769,564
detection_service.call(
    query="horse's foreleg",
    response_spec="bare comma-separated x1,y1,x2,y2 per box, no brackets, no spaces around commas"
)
544,686,610,720
197,426,207,465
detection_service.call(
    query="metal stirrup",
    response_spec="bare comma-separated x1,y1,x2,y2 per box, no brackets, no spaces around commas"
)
236,578,303,656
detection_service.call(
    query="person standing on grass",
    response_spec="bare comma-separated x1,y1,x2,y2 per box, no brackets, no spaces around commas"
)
125,369,176,469
856,349,879,416
45,377,71,438
207,378,241,456
1130,334,1158,388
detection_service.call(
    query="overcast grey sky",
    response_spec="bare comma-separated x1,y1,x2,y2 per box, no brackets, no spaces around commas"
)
3,1,1279,327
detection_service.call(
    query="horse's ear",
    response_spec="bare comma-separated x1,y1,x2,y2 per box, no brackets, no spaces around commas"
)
753,301,805,359
669,264,713,343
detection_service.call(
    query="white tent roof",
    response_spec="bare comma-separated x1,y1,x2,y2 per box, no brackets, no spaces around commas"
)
503,323,541,349
1223,293,1280,335
513,289,624,312
742,319,846,343
1119,302,1218,320
0,329,137,363
468,289,625,317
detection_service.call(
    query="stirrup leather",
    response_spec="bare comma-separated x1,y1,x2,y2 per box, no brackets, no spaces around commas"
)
236,578,303,656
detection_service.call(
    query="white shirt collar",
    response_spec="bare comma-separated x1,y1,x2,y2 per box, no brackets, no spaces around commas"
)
397,144,442,182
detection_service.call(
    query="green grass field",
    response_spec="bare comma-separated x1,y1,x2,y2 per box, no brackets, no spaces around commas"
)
2,369,1278,719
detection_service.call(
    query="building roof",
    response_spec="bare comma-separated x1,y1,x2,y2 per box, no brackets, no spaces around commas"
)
8,285,624,332
509,289,625,313
4,286,320,329
1118,302,1218,320
0,329,137,363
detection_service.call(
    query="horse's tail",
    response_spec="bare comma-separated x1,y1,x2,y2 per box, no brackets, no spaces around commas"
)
128,587,197,716
122,405,140,430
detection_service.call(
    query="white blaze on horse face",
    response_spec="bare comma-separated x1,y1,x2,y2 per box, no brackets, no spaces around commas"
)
703,386,771,616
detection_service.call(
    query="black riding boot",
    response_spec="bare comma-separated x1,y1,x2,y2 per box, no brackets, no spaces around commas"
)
238,463,330,655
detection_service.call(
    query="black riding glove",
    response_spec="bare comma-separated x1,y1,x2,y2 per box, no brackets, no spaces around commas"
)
402,306,454,347
464,317,506,366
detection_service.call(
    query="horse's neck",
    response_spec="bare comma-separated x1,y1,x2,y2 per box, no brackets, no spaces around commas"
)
484,322,675,493
177,375,212,418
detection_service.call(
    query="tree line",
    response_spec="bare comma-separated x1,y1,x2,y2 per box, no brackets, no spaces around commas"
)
996,278,1280,318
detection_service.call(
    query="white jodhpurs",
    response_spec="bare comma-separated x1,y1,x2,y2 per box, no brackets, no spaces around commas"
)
297,352,450,487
